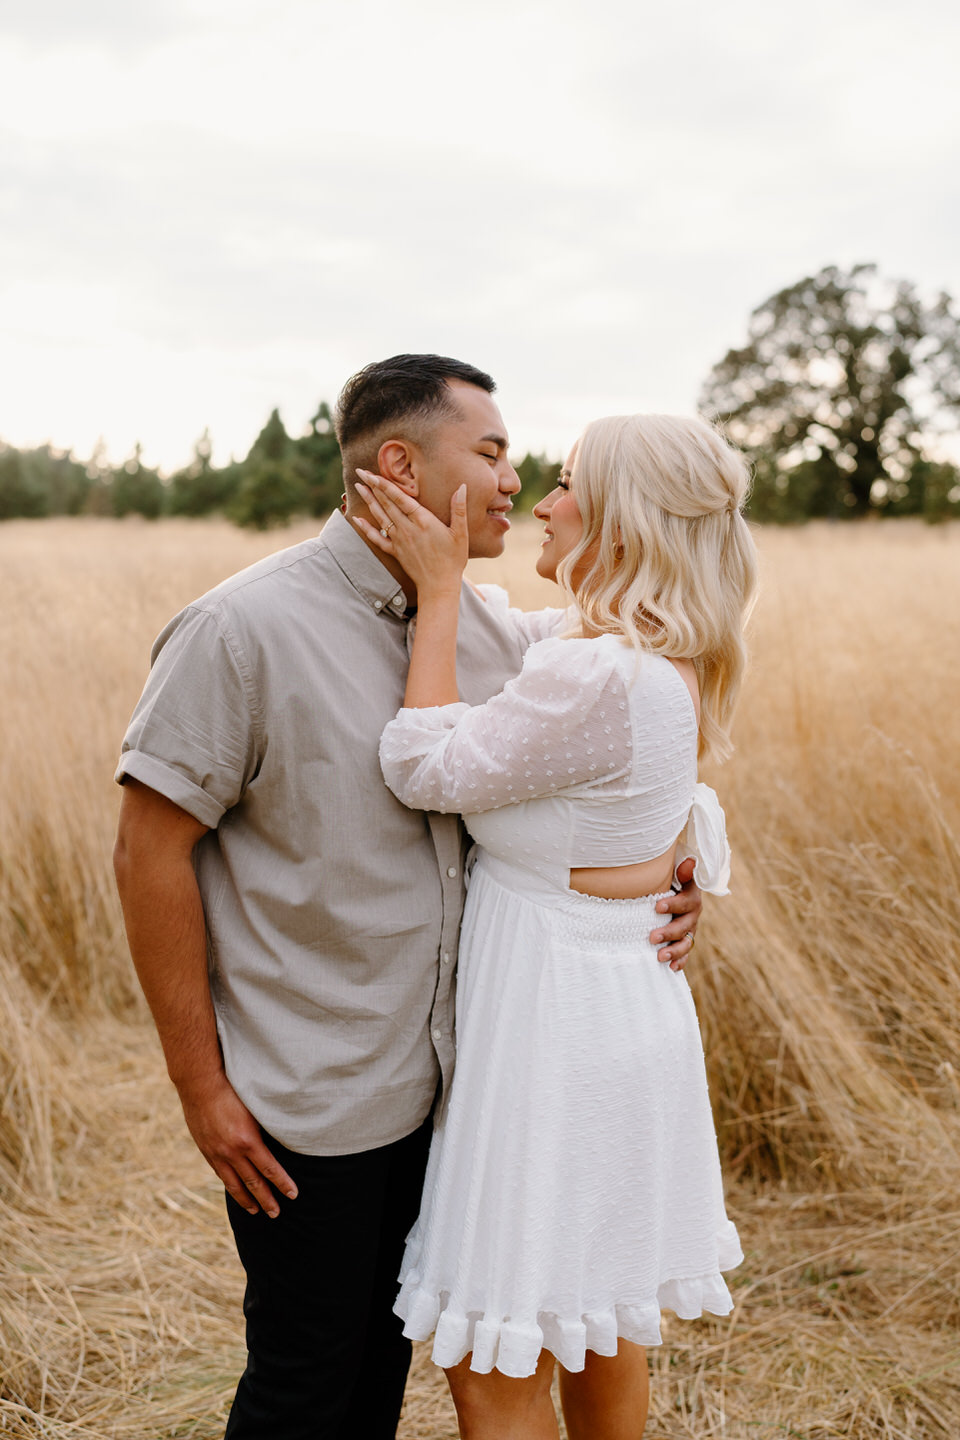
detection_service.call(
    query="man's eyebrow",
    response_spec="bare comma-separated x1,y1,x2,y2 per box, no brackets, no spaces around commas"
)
479,432,509,450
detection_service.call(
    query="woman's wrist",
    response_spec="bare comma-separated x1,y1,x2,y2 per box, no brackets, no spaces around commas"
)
415,578,462,608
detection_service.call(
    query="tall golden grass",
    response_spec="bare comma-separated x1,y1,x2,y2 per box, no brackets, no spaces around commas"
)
1,515,959,1438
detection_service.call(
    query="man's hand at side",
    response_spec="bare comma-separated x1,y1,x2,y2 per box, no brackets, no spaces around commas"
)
177,1069,298,1219
650,857,703,972
113,777,297,1216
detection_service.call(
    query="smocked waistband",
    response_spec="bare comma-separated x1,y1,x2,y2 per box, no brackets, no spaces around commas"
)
471,851,673,947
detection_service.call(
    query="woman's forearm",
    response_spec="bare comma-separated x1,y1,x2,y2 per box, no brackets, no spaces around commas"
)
404,585,462,708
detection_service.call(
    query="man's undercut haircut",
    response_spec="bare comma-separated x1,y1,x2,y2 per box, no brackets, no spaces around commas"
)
336,354,496,453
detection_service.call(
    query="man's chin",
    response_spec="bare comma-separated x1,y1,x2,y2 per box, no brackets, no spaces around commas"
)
467,535,509,561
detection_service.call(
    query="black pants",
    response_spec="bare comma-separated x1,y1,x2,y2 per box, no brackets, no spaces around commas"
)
224,1117,433,1440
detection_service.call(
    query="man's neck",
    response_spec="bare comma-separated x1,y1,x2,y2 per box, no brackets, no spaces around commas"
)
343,503,417,605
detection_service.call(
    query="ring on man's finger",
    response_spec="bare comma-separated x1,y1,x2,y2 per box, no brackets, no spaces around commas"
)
684,931,695,950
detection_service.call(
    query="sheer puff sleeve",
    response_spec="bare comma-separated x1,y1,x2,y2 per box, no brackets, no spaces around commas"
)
380,636,632,814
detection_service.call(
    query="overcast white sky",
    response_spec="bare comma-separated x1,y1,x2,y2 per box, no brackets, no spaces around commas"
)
1,0,958,471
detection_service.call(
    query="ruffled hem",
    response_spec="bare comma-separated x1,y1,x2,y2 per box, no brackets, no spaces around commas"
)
395,1228,744,1378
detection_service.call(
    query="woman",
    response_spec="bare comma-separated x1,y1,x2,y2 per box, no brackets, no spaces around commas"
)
353,414,758,1440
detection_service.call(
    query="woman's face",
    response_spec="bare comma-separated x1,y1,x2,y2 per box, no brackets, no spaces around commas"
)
533,447,584,583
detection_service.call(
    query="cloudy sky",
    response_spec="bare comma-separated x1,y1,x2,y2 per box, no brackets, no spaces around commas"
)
1,0,958,471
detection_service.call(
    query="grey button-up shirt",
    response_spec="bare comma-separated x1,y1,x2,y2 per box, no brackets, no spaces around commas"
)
117,511,539,1155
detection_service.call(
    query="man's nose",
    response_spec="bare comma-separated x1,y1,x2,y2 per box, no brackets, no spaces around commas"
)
501,461,521,495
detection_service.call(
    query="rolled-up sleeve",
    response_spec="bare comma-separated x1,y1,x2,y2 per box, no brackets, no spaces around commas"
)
116,605,260,828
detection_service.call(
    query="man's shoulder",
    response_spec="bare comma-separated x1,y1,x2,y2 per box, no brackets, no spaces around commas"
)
189,535,332,619
150,534,345,670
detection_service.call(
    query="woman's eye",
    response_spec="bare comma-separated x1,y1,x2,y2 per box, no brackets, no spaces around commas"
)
557,477,570,491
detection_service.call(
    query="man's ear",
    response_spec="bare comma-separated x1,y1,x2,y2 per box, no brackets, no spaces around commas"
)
377,440,420,497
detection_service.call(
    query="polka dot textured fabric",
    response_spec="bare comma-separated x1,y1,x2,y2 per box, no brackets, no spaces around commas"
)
380,631,730,892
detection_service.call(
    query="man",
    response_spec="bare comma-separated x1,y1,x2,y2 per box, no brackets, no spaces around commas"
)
113,355,702,1439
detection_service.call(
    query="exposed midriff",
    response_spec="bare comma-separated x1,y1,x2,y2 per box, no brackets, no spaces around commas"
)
568,842,678,899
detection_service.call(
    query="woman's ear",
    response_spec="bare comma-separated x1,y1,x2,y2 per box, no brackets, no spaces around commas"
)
377,440,419,497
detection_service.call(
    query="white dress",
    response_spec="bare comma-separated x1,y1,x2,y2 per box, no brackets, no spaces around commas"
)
379,620,742,1379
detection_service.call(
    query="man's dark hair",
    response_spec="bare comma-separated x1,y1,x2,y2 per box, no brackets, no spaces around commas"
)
336,353,496,452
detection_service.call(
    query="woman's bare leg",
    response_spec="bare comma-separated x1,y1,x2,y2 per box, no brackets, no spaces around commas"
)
444,1350,559,1440
558,1341,649,1440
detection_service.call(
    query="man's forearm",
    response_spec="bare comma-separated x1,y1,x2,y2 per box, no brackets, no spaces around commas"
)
113,779,296,1214
115,849,224,1094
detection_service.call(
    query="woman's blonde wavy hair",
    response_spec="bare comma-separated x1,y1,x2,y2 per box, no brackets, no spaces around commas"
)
557,414,758,764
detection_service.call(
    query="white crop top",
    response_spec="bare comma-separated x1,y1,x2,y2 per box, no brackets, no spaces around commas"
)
380,620,731,896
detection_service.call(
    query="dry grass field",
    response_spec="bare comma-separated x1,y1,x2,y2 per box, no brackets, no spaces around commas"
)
1,514,959,1438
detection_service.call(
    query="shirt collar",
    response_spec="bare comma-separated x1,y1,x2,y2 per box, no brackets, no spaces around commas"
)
318,509,411,619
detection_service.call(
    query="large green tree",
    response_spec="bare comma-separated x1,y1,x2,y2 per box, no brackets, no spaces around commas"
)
700,264,960,519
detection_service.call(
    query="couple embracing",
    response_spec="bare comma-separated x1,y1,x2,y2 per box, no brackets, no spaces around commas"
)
114,353,757,1439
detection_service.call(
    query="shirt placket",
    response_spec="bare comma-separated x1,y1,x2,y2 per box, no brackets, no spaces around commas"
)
404,616,462,1103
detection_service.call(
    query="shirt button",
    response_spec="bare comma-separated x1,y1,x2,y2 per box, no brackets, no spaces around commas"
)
432,1028,443,1041
442,952,451,964
374,600,383,610
446,866,458,878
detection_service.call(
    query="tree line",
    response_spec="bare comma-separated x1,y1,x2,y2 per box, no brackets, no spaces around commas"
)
2,263,959,527
0,400,562,529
